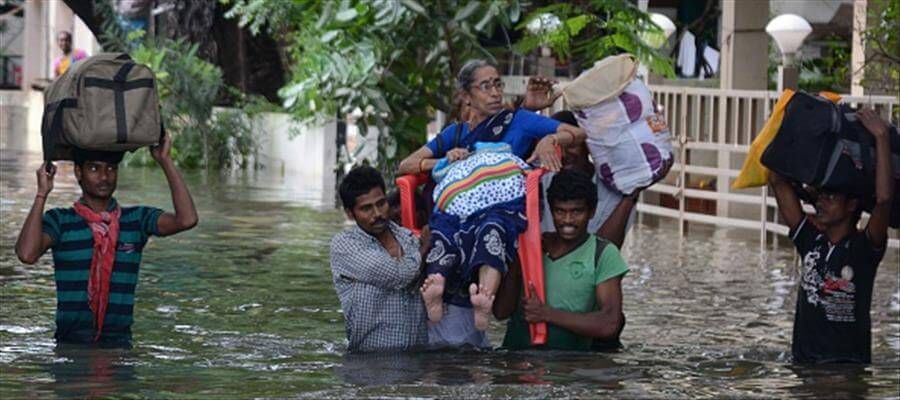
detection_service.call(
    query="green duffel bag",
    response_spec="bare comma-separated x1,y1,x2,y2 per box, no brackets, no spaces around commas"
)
41,52,162,162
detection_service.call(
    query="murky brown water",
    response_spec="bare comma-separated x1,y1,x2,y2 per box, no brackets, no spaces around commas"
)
1,149,898,399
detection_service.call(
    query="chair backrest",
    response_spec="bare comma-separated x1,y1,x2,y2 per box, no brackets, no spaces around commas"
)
396,173,431,235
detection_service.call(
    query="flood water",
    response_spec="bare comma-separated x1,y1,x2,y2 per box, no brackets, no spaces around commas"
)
1,149,898,399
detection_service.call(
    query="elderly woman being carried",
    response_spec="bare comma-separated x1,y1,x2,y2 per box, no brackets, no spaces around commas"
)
398,60,585,343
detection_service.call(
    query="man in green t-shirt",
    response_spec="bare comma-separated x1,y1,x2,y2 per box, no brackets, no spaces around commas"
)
495,169,630,351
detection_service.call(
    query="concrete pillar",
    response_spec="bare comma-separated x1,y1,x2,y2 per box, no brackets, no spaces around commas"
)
73,14,99,55
777,65,800,92
719,0,770,90
718,1,769,217
21,0,44,89
536,47,555,77
850,0,866,96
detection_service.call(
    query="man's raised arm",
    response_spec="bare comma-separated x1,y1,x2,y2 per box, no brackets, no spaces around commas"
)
857,109,894,248
15,163,56,264
151,135,199,236
768,171,804,231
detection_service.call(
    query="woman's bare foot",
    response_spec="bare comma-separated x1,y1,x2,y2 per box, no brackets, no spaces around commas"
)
420,274,445,322
470,283,495,331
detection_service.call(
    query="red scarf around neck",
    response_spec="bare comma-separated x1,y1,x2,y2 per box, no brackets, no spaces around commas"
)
72,200,121,341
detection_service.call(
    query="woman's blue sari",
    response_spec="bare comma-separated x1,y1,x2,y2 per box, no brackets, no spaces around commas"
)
458,109,517,151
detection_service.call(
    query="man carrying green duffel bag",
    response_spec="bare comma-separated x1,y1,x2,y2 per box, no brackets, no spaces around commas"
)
22,51,196,346
14,134,198,346
41,52,162,163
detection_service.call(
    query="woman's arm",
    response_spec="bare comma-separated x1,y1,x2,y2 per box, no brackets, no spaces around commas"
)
398,146,436,176
398,146,470,176
529,123,587,171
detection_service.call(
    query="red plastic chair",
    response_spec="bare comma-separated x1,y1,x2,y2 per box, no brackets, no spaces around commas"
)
396,169,548,345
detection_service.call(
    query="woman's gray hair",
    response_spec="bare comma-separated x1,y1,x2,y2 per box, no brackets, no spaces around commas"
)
457,59,497,91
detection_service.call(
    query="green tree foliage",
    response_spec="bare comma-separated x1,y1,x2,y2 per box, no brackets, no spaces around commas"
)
861,0,899,95
223,0,520,168
223,0,674,169
795,35,851,93
93,0,263,170
124,31,261,170
515,0,675,78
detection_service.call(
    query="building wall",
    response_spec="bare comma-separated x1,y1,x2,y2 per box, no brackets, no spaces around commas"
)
253,112,337,205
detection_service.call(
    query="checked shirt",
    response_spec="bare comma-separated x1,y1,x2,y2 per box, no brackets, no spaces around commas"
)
330,222,428,352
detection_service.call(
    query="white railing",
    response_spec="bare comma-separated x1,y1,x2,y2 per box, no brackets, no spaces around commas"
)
643,85,898,249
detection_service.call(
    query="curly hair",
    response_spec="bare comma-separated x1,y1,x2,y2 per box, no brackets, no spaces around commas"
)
339,166,385,210
547,169,598,208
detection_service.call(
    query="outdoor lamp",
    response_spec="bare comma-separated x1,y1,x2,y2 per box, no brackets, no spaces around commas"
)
765,14,812,66
526,13,562,36
766,14,811,91
527,13,561,74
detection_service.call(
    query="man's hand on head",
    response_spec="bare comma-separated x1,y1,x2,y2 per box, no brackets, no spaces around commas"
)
150,134,173,165
36,162,56,197
857,108,890,139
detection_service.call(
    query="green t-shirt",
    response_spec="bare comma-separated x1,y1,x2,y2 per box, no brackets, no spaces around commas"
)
502,234,629,351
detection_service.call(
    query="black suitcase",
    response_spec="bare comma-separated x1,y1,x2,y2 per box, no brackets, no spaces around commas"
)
761,91,900,227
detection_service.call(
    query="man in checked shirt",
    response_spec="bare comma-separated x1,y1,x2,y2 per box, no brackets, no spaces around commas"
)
330,166,429,352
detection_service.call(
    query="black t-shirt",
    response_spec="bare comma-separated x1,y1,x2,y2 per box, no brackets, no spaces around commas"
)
790,217,885,364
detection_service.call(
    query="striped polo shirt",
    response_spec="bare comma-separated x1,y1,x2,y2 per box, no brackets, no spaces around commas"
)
42,198,162,344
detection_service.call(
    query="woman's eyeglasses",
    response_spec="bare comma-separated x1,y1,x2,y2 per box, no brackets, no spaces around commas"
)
473,79,505,93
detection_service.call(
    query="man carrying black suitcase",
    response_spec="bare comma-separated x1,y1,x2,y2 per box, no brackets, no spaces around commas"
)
14,135,198,345
768,109,894,364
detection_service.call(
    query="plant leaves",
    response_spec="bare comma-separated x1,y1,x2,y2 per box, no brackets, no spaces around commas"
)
320,30,339,42
399,0,427,16
508,0,521,23
454,2,480,22
335,8,358,22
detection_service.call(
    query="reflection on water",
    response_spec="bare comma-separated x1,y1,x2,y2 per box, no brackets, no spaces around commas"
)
1,149,898,398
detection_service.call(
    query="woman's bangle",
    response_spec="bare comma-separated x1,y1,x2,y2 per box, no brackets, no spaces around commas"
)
35,193,47,200
418,159,427,173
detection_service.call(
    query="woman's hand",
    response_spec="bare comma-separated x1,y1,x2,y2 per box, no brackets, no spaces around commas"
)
522,76,562,111
446,147,470,162
528,136,562,171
